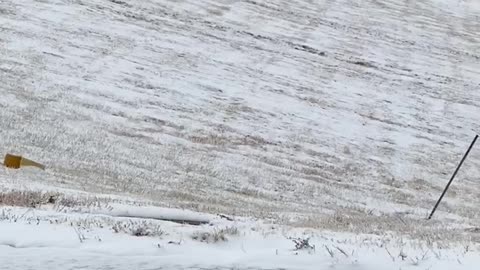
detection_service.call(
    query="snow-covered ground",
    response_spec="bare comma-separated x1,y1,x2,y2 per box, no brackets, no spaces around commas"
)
0,202,479,270
1,0,480,268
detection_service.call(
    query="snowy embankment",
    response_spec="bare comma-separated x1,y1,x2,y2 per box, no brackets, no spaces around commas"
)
1,0,480,268
1,203,479,270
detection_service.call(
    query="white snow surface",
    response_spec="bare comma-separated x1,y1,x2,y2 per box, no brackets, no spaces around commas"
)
0,205,479,270
1,0,480,268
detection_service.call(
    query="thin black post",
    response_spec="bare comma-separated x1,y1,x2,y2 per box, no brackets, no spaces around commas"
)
428,134,478,220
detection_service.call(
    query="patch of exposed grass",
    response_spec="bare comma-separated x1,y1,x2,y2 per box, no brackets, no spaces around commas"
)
191,226,239,243
0,190,58,208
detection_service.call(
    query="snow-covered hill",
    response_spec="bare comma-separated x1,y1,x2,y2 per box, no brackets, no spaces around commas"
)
1,0,480,267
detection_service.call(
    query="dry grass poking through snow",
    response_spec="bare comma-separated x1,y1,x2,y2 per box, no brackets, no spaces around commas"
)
112,220,164,237
289,209,480,249
191,226,239,243
0,190,113,211
0,190,58,208
0,189,477,248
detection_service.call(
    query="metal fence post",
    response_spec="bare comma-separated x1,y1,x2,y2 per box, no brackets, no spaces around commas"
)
427,134,478,220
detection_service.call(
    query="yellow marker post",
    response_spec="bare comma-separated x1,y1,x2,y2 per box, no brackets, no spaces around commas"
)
3,154,45,170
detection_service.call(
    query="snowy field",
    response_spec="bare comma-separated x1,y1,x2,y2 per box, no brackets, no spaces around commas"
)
1,0,480,268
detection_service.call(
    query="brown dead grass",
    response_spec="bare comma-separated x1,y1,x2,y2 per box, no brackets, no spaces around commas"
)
0,190,57,208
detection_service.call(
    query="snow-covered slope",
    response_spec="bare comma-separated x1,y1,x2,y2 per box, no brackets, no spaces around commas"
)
1,0,480,239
